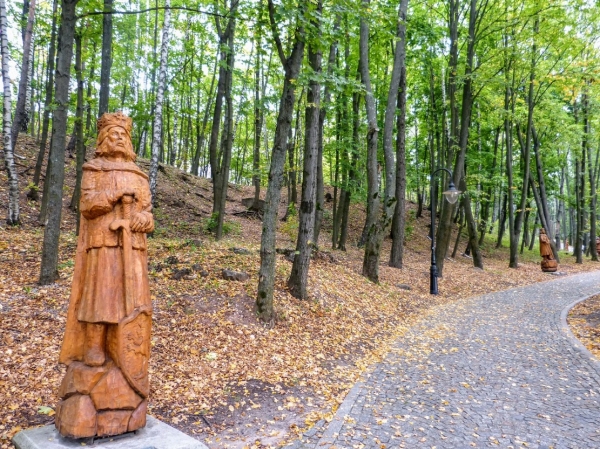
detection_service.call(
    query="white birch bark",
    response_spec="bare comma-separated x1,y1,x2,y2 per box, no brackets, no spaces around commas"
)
1,0,20,225
149,0,171,202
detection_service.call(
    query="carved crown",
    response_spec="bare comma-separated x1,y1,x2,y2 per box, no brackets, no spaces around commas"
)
97,111,133,135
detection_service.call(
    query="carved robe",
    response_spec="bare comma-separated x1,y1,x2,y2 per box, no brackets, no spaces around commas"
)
539,232,553,260
60,159,153,363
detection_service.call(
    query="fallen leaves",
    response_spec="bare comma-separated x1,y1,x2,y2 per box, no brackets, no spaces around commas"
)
567,294,600,359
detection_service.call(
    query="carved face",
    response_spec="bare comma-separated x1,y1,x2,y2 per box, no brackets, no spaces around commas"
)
94,125,136,162
107,127,129,155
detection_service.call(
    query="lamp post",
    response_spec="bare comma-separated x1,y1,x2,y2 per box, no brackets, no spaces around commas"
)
430,168,461,295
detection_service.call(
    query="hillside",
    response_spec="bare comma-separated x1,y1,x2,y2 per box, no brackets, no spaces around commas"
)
1,135,598,449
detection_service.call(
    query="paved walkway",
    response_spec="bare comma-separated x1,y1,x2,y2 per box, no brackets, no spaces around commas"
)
295,271,600,449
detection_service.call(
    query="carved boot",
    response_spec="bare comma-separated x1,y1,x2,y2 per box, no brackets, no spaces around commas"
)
84,323,106,366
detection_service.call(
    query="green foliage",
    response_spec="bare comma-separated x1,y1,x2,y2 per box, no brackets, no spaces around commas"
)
58,259,75,271
405,209,416,241
204,213,240,236
26,182,39,193
280,213,299,243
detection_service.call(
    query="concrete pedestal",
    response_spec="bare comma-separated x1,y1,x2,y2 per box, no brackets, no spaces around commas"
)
12,416,208,449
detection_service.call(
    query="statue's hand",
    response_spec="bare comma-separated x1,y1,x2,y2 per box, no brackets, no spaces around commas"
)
130,212,152,233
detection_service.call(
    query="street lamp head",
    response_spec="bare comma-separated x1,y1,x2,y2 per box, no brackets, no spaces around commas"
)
443,181,461,205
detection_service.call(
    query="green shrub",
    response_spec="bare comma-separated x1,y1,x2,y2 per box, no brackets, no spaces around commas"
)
204,212,239,236
281,214,299,242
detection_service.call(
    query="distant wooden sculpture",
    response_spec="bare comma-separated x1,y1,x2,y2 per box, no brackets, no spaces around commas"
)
539,228,557,272
596,237,600,254
56,112,154,439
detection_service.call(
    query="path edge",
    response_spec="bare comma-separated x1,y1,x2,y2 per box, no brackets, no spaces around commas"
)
559,290,600,379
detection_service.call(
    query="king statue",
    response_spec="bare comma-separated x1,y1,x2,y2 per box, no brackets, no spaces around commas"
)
55,112,154,439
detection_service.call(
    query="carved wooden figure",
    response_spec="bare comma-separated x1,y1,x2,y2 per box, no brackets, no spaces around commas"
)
56,112,154,439
539,228,557,273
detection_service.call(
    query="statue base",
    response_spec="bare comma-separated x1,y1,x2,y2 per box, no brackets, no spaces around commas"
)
12,416,208,449
541,259,558,272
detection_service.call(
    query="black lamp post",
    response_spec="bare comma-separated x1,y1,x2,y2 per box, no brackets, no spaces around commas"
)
430,168,461,295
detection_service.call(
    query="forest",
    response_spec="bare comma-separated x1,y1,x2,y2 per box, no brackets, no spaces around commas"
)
2,0,600,323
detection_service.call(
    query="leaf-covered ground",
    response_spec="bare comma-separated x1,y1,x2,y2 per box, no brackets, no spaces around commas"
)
568,294,600,360
1,136,599,449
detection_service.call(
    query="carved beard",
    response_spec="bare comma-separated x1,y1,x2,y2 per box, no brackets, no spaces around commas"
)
109,145,130,158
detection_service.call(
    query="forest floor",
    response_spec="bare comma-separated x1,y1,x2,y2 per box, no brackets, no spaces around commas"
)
1,135,599,449
568,293,600,361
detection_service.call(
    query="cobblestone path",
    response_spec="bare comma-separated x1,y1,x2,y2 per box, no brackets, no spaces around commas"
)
297,271,600,449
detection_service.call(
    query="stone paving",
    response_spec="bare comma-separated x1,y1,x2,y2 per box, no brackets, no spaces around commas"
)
294,271,600,449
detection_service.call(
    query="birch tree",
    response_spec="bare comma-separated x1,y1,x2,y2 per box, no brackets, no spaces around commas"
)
149,0,171,203
1,0,20,225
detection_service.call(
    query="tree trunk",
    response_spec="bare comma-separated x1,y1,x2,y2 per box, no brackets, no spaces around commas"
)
39,0,79,284
1,0,20,225
256,0,306,322
556,165,565,249
583,87,597,261
479,128,500,245
10,0,36,151
98,0,113,116
170,109,177,166
210,1,239,219
23,1,35,134
338,89,360,251
84,41,97,138
288,5,322,300
509,17,538,268
436,0,481,275
521,200,531,254
389,0,409,268
29,0,58,200
332,44,349,249
451,200,465,258
148,0,170,204
70,32,85,235
285,89,303,217
575,101,586,264
435,0,459,271
215,11,237,240
313,25,340,247
496,192,507,248
191,55,217,176
460,176,483,269
313,17,339,245
252,20,263,208
360,0,387,283
528,214,538,252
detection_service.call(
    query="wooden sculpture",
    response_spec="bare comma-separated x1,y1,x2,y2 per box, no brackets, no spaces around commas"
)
539,228,557,272
55,112,154,439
